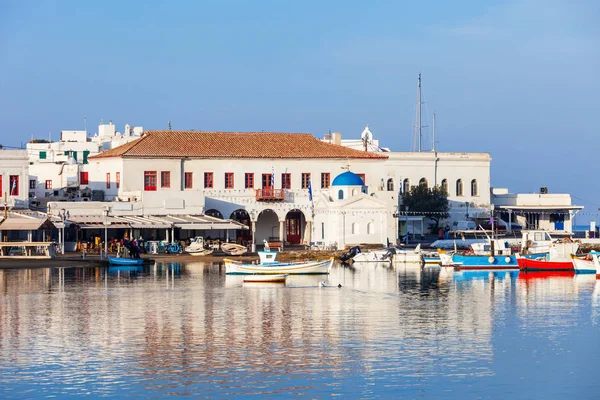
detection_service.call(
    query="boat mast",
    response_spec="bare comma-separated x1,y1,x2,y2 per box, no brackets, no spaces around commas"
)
415,73,422,152
432,112,436,152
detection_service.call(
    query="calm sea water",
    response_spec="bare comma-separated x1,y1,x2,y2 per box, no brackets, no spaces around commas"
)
0,262,598,399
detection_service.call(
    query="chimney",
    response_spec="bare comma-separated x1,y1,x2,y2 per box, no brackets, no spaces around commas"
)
323,133,331,142
331,132,342,146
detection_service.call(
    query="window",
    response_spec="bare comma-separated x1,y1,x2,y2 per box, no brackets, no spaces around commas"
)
441,179,448,193
245,173,254,189
161,171,170,188
301,173,311,189
281,173,291,189
387,178,394,191
29,180,36,190
471,179,478,196
185,172,193,189
367,222,373,234
80,172,89,185
144,171,157,191
403,179,410,193
45,180,52,190
39,151,46,160
262,174,272,188
456,179,463,196
351,223,356,234
321,173,330,189
419,178,428,188
9,175,19,196
106,173,111,189
338,189,344,200
357,174,366,184
116,172,120,189
225,172,234,189
204,172,213,188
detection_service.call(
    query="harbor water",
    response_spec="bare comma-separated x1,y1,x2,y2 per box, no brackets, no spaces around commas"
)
0,262,598,399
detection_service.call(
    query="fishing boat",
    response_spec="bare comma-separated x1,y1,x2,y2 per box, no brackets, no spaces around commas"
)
571,251,600,274
225,250,333,275
243,274,288,283
392,244,422,263
108,256,144,266
184,237,214,256
221,242,248,256
517,242,580,272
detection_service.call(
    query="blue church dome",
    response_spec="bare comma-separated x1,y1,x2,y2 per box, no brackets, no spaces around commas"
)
332,171,364,186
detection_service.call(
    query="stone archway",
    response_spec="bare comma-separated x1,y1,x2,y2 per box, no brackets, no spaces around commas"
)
255,209,279,244
230,209,251,245
205,209,224,219
285,209,306,244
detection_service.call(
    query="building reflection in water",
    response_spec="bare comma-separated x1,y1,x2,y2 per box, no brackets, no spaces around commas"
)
0,262,597,396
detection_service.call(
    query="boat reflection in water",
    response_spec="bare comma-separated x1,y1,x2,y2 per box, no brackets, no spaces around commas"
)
0,259,597,398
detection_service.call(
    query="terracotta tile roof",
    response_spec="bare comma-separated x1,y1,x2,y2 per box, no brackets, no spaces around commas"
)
89,131,388,160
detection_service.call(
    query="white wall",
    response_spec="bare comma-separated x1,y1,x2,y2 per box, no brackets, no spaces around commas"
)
0,150,29,208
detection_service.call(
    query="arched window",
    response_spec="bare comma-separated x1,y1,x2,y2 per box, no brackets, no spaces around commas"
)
456,179,463,196
471,179,478,196
441,179,448,193
403,179,410,194
351,222,356,235
351,189,356,196
338,189,344,200
419,178,428,188
367,222,373,235
387,178,394,191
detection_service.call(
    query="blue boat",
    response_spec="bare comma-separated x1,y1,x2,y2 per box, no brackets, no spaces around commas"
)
108,256,144,266
452,253,519,269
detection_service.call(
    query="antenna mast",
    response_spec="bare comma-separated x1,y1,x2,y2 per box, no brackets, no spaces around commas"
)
413,73,423,152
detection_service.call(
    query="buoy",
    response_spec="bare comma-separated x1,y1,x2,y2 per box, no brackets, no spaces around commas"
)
488,256,495,264
338,284,342,288
505,256,511,263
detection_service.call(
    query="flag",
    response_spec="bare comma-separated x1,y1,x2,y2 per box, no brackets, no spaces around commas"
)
10,177,17,196
271,166,275,188
308,178,313,201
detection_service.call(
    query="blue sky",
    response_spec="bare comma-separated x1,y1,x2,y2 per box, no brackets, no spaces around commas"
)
1,0,598,218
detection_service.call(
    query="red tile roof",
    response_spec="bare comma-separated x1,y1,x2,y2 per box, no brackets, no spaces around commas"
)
89,131,388,160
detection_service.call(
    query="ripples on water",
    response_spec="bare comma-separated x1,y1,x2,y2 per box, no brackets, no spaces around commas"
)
0,262,598,399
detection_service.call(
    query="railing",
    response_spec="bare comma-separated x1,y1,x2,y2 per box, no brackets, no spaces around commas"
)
255,188,285,201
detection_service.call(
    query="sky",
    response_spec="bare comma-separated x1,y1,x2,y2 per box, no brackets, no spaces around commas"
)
0,0,598,220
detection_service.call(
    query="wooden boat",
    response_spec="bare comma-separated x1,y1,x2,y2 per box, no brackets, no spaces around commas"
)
225,251,333,275
571,252,600,274
221,242,248,256
108,256,144,266
184,236,214,256
517,257,573,272
243,274,288,283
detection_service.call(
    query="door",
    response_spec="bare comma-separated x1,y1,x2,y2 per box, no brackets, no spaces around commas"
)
553,213,565,231
286,212,302,244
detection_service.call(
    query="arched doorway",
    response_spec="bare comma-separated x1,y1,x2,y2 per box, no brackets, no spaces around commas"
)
230,209,251,245
285,209,306,244
255,209,279,244
205,209,223,219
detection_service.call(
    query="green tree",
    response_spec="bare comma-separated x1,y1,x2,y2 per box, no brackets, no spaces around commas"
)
401,185,450,232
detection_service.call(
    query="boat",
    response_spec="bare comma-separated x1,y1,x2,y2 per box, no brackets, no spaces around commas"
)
243,274,288,283
108,256,144,266
225,250,333,275
221,242,248,256
517,242,580,272
339,244,421,263
184,236,214,256
392,244,422,263
571,251,600,274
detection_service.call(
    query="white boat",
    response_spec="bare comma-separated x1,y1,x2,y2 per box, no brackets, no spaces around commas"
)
392,244,422,263
184,236,214,256
351,248,393,262
225,251,333,275
572,252,600,274
437,250,455,266
243,274,288,283
221,242,248,256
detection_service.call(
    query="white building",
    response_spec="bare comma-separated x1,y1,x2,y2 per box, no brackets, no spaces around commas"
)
85,130,395,248
491,187,582,234
0,149,29,209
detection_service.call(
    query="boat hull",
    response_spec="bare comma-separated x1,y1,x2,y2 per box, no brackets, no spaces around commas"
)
572,257,595,274
243,274,288,283
225,257,333,275
452,254,519,270
352,250,391,262
108,256,144,266
517,258,573,272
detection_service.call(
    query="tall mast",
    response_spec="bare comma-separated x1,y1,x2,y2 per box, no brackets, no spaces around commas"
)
432,112,436,152
413,73,422,152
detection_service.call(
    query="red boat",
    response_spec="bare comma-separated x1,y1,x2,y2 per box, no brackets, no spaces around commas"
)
517,257,574,272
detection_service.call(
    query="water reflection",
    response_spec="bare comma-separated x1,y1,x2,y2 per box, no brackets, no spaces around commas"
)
0,262,597,398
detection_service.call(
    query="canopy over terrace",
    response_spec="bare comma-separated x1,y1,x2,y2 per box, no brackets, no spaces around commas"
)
0,211,56,242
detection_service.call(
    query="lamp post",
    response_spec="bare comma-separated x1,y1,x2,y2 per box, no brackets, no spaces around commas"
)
103,208,110,259
405,206,409,245
490,204,495,237
249,210,256,252
59,209,66,255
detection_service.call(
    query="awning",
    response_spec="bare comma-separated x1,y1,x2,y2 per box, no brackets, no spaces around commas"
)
66,215,131,230
497,205,583,211
163,215,249,230
0,216,48,231
112,216,171,229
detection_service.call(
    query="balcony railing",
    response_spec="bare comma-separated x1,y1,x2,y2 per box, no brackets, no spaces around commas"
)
255,188,285,201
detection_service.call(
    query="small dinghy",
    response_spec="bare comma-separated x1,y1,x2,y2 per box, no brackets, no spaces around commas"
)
108,256,144,266
243,274,288,283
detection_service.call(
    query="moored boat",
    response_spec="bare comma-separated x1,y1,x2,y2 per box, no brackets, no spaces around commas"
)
225,251,333,275
453,253,519,270
517,257,573,272
184,236,214,256
243,274,288,283
108,256,144,266
571,251,600,275
221,242,248,256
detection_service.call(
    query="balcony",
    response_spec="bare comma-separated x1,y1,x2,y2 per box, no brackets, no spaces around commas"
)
255,188,285,201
